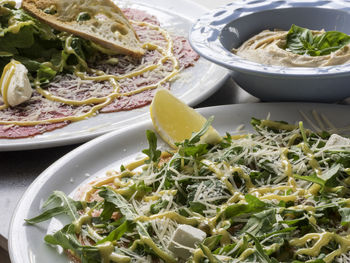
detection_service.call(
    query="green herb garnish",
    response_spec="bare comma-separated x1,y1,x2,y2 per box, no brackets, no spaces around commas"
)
285,24,350,56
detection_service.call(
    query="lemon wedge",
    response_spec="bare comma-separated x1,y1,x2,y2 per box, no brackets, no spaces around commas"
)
150,89,222,148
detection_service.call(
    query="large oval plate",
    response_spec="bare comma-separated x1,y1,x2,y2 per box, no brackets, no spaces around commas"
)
0,0,228,151
9,103,350,263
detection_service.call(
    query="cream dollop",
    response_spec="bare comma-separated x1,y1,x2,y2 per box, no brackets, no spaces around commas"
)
0,60,32,107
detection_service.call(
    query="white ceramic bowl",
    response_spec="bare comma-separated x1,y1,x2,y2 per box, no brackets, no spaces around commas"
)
190,0,350,102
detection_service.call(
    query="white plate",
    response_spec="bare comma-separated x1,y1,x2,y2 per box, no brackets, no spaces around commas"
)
0,0,228,152
9,103,350,263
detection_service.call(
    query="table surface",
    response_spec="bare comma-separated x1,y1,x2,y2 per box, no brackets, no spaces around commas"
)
0,1,255,257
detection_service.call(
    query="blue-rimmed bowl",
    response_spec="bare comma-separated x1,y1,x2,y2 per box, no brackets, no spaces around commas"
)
190,0,350,102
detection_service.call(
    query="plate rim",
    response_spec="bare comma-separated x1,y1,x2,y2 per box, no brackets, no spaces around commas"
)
0,0,230,152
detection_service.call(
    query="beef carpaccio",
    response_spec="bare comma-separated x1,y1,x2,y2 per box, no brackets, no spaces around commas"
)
0,8,199,139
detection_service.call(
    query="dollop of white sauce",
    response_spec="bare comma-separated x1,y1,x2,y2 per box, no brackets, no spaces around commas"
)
1,62,32,107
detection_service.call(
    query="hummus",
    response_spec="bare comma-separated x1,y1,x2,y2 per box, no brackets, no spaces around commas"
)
233,29,350,67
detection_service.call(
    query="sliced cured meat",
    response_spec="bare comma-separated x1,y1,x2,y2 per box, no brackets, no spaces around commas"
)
0,8,200,139
122,8,160,25
0,122,68,139
173,36,200,68
101,85,170,113
45,75,114,101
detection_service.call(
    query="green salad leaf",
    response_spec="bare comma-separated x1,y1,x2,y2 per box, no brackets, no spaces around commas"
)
96,220,133,245
44,224,102,263
0,2,98,86
142,130,161,164
150,198,169,214
246,233,279,263
25,191,85,224
98,187,137,220
242,209,277,237
222,194,269,219
285,24,350,56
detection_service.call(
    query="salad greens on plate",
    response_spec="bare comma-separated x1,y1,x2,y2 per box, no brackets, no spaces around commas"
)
0,1,101,86
26,118,350,263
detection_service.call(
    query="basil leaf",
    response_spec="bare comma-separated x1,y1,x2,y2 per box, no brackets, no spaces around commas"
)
285,24,350,56
286,24,314,55
314,31,350,56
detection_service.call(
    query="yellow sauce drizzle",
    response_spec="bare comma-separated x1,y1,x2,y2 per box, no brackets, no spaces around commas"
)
230,167,255,189
97,241,131,263
136,211,200,226
0,21,182,126
290,233,350,263
201,160,238,194
130,237,177,263
238,248,255,261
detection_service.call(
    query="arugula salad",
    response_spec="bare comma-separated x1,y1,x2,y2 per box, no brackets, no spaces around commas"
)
26,118,350,263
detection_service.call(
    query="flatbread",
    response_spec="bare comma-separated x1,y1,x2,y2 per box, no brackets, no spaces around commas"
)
22,0,144,56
